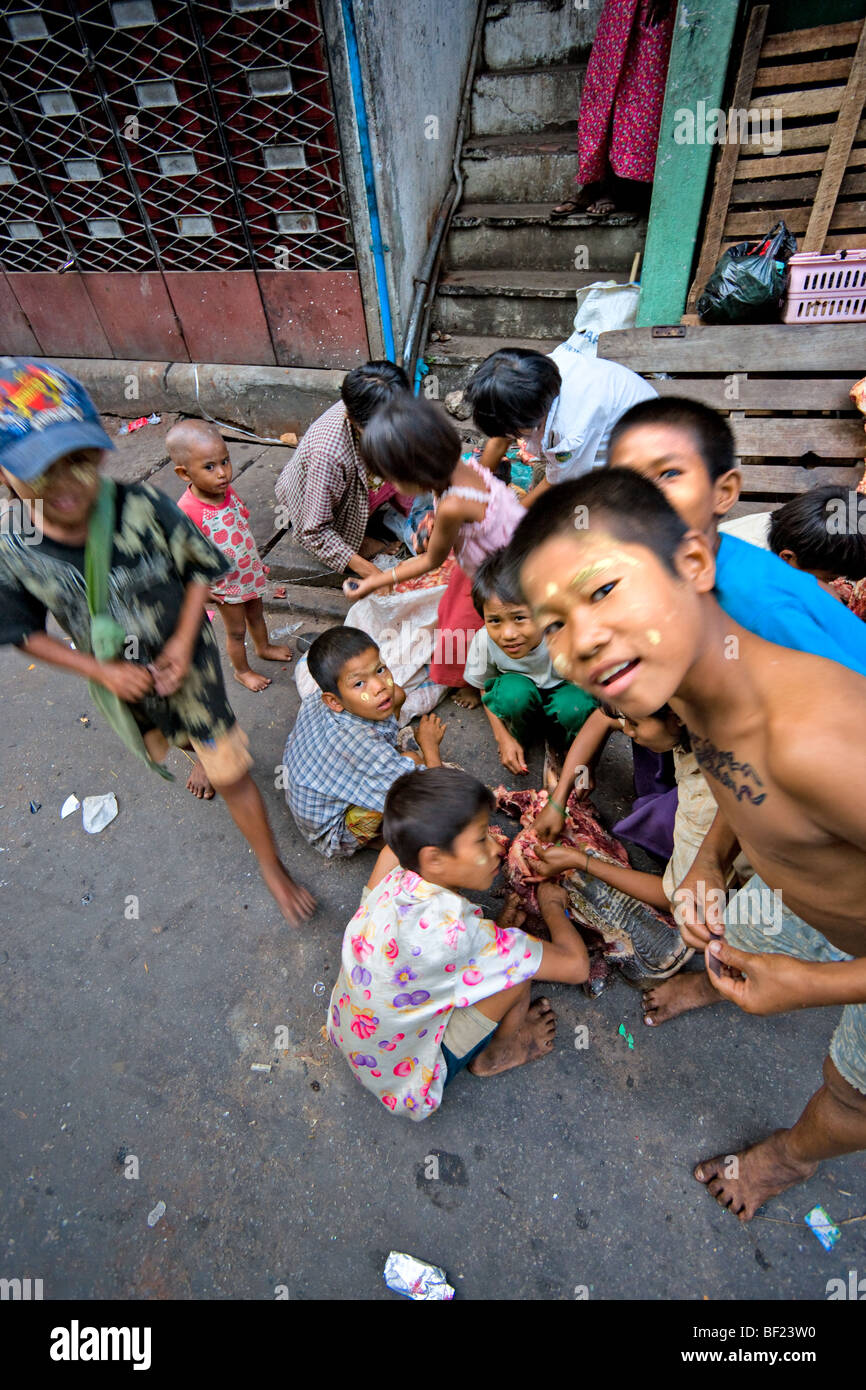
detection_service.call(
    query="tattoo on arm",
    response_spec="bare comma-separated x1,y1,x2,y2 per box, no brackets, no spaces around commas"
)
691,733,767,806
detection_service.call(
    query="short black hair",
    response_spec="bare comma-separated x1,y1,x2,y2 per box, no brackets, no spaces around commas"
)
768,485,866,581
503,468,690,595
341,360,410,428
608,395,737,482
465,348,561,439
307,625,378,696
384,767,494,874
359,395,461,492
471,548,527,616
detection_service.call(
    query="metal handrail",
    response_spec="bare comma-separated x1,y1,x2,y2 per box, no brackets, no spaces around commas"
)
402,0,488,387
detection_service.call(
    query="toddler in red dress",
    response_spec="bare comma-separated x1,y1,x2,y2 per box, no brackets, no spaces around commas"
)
168,419,291,692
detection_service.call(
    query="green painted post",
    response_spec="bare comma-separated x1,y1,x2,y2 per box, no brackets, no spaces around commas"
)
636,0,742,327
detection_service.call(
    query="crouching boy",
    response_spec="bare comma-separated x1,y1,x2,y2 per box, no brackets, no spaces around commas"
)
327,767,589,1118
466,550,596,775
283,626,445,856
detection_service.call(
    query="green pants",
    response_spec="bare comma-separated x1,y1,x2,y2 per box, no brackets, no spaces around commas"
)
482,673,596,749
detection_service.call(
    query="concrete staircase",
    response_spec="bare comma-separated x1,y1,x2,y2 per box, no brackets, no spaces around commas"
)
425,0,648,398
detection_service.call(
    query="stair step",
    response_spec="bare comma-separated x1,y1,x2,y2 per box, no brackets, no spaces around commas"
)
484,0,599,72
436,269,619,339
439,269,603,297
446,203,646,272
421,333,561,399
454,201,639,226
471,64,586,137
462,127,578,201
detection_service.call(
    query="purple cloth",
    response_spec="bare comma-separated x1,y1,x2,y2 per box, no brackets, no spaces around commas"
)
613,745,677,860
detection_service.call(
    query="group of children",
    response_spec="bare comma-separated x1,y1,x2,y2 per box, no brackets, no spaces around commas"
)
3,351,866,1225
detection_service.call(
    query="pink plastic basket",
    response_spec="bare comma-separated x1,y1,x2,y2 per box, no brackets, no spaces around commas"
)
782,249,866,323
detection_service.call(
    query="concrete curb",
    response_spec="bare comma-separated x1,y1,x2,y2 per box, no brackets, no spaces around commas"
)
47,358,345,438
263,582,350,620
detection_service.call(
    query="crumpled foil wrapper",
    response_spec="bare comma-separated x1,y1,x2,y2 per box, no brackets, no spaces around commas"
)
384,1251,455,1300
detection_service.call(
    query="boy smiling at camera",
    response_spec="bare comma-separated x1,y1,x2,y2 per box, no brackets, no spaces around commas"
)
505,468,866,1221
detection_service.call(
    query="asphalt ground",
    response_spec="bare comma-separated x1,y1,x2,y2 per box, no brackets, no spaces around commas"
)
1,616,864,1302
2,420,864,1304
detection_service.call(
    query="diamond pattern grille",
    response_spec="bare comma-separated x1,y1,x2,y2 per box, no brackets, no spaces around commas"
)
0,0,355,273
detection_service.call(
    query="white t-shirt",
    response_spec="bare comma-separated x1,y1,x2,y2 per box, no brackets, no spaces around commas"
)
542,332,658,484
464,628,561,691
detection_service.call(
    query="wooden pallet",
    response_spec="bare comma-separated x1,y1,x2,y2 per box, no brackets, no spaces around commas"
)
596,323,865,518
686,13,866,318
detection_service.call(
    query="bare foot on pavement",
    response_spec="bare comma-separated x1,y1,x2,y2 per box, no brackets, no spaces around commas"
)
469,998,556,1077
642,970,718,1026
694,1130,818,1221
234,668,271,693
186,759,215,800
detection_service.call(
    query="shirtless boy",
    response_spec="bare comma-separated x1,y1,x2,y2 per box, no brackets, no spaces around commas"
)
506,467,866,1221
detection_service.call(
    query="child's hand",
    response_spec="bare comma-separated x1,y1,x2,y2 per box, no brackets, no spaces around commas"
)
528,843,583,880
497,892,526,931
536,880,570,917
497,733,528,776
417,712,446,755
150,636,193,696
98,659,154,702
413,512,434,554
533,800,566,842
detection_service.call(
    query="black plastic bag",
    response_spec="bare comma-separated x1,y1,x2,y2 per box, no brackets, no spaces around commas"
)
697,221,797,324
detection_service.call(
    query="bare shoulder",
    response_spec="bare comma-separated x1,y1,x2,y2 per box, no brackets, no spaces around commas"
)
765,652,866,796
436,492,484,525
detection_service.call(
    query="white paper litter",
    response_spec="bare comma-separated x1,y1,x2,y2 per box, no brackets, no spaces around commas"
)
146,1201,166,1227
60,794,80,819
82,793,118,834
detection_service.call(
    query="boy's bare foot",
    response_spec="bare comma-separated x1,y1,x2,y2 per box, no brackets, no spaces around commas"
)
642,970,718,1025
452,686,481,709
469,998,556,1077
262,860,316,927
694,1131,818,1222
254,643,293,663
186,760,215,800
233,668,271,693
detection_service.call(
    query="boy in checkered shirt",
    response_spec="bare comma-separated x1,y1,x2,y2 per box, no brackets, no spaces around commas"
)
283,626,446,857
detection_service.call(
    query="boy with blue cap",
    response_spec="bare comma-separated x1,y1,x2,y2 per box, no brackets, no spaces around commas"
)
0,358,314,926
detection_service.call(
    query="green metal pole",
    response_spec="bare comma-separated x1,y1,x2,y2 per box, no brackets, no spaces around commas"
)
636,0,742,327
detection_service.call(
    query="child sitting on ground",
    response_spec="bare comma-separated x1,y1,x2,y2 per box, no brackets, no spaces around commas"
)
168,419,292,694
342,396,525,707
283,625,445,857
465,549,596,775
0,359,314,926
507,467,866,1221
531,705,719,969
768,483,866,615
327,766,589,1118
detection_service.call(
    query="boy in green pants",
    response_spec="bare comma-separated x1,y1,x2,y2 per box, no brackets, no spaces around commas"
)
465,550,596,776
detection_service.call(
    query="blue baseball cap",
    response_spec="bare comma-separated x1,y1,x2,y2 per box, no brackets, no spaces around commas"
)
0,357,115,482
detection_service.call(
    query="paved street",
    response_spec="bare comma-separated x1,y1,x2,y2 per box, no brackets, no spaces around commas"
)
1,417,864,1301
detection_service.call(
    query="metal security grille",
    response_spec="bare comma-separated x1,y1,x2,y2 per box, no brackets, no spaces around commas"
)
0,0,355,275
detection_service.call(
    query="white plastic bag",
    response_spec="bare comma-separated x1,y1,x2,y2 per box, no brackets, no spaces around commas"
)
570,280,640,354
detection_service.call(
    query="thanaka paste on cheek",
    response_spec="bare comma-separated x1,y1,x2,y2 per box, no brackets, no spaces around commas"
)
647,629,661,645
552,652,569,676
360,692,370,703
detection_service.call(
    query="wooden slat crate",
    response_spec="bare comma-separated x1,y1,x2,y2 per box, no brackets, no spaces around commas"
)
596,323,865,519
686,13,866,318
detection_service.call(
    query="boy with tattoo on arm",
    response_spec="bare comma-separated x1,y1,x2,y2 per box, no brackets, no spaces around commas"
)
505,468,866,1221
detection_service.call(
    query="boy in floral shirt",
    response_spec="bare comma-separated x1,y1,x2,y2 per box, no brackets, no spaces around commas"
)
327,767,589,1119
